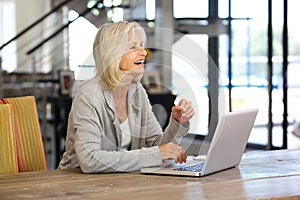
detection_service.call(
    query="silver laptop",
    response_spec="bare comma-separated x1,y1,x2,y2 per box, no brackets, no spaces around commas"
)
141,108,259,177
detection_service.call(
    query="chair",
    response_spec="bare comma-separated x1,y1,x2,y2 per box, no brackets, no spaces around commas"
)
0,96,47,172
0,104,18,174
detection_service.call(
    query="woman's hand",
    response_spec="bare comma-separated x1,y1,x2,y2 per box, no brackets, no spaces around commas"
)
159,142,187,164
172,99,194,124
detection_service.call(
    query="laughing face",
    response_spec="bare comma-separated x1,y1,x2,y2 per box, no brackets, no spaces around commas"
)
119,29,147,77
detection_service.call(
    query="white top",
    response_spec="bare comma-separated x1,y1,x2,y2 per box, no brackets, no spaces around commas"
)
119,118,131,150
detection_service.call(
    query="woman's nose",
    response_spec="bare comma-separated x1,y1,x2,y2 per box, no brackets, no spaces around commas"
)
139,48,147,56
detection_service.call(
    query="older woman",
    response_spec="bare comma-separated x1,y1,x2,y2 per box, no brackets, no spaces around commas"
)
58,21,194,173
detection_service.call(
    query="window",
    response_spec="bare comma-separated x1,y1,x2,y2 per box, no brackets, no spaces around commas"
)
172,34,209,134
68,10,97,79
173,0,208,18
0,1,16,72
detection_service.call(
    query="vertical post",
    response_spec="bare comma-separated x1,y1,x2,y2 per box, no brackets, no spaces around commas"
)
228,0,232,112
41,82,48,155
32,56,37,96
208,0,219,139
282,0,288,149
199,0,220,155
155,0,173,91
0,55,3,97
63,6,70,70
267,0,273,150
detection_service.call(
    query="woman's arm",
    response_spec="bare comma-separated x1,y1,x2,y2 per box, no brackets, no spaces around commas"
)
138,86,190,146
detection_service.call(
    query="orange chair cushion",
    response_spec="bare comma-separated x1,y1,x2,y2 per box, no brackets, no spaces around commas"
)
0,104,18,174
0,96,47,172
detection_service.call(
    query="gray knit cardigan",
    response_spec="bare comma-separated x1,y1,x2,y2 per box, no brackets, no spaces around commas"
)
58,77,189,173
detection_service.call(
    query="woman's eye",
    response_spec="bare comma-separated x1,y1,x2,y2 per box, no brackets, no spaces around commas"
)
129,43,143,50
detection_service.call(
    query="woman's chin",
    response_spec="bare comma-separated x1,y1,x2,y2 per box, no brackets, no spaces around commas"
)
129,66,144,76
117,68,144,86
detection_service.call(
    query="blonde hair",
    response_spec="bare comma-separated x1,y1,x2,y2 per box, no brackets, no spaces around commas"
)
93,21,146,90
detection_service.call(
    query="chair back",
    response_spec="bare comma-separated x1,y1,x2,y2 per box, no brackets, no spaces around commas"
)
0,104,18,174
0,96,47,172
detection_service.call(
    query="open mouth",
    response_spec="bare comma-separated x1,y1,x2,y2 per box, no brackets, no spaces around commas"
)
134,60,144,65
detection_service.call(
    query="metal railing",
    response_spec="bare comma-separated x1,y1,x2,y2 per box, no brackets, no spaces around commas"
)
0,0,104,98
0,0,73,51
0,0,74,98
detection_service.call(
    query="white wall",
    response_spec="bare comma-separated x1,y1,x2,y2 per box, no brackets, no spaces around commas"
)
15,0,51,72
15,0,50,32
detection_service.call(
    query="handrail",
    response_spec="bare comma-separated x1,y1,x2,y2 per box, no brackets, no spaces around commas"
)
27,0,103,55
0,0,73,51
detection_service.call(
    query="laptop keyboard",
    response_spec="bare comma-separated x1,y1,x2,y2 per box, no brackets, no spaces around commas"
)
173,162,204,172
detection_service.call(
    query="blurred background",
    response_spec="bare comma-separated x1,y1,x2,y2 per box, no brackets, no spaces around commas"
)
0,0,299,169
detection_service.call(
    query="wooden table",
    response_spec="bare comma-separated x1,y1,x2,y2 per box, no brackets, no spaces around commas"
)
1,149,300,200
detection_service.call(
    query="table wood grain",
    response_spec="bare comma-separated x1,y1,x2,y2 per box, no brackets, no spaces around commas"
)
1,149,300,200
